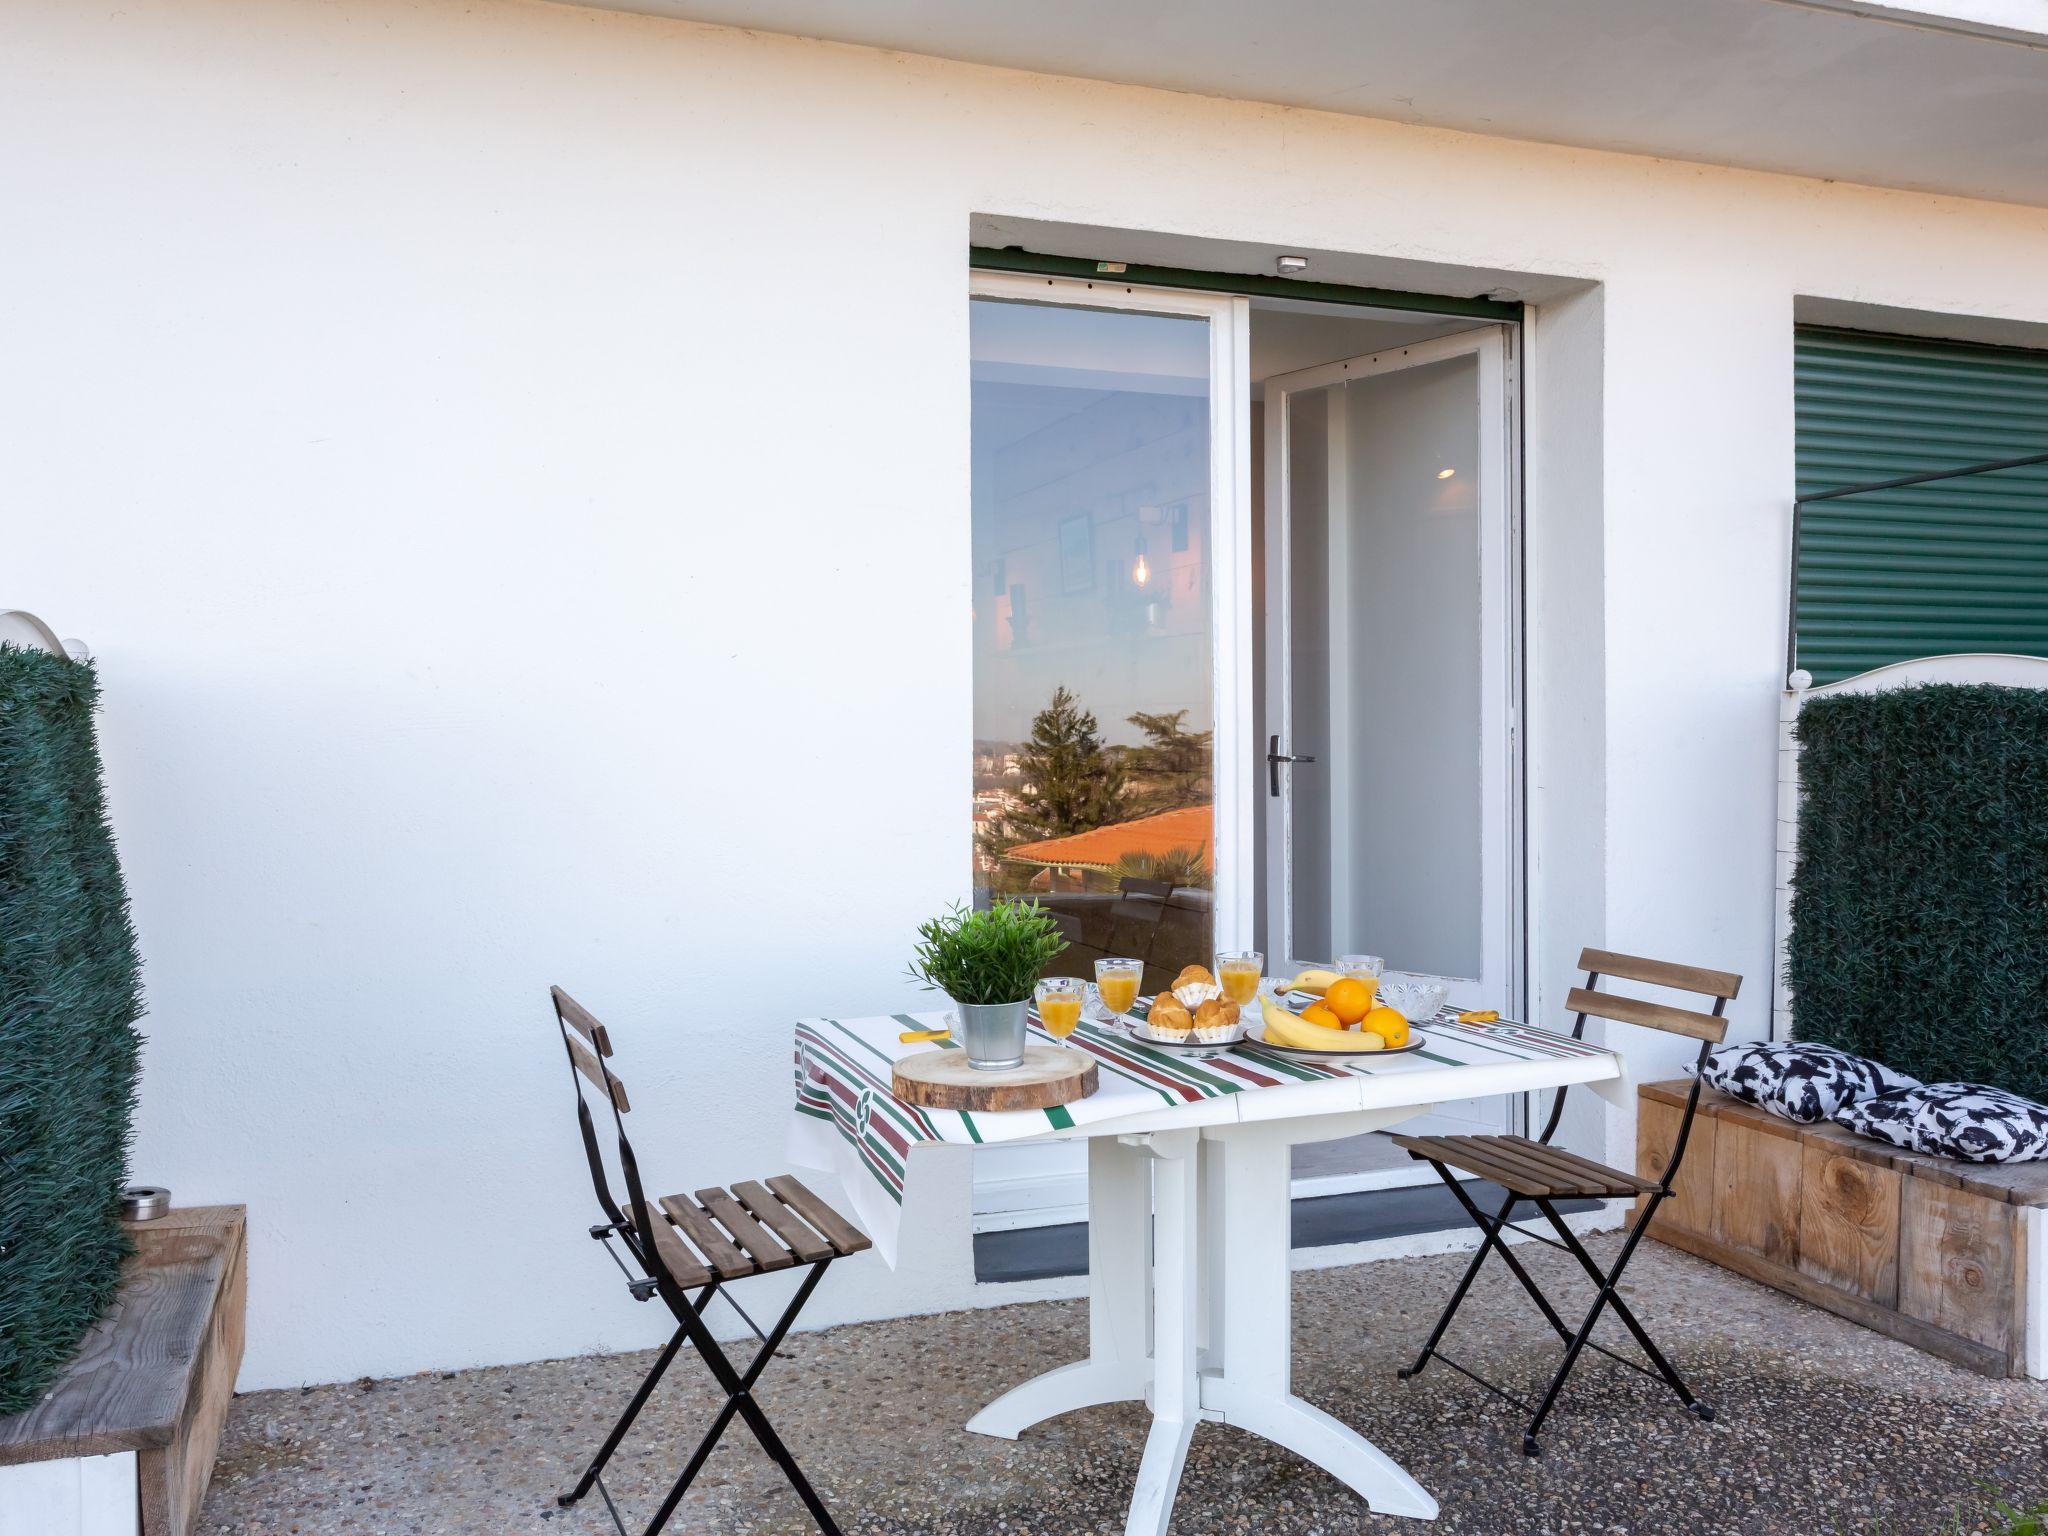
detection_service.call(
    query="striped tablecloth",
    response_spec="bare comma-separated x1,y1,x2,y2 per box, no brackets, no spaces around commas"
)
787,1003,1610,1264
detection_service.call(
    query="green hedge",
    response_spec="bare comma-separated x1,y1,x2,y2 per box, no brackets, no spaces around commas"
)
0,646,145,1414
1789,683,2048,1102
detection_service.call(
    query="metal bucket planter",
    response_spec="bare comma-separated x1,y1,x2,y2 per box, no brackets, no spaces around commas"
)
954,999,1029,1071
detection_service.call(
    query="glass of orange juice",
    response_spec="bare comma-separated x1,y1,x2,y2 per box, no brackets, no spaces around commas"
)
1215,950,1263,1006
1095,957,1142,1022
1035,977,1085,1041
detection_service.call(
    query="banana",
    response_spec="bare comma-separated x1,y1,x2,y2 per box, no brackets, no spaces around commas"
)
1276,967,1343,996
1258,996,1385,1052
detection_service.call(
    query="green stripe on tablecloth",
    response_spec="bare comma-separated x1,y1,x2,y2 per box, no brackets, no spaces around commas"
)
1044,1104,1075,1130
806,1021,941,1142
1073,1020,1251,1096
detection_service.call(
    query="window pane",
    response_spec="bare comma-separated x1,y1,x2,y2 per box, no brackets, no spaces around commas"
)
970,298,1214,993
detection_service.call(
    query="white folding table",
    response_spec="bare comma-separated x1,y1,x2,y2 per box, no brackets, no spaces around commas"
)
789,1009,1626,1532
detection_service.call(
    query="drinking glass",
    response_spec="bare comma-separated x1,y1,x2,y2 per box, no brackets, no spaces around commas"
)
1337,954,1384,980
1035,977,1085,1041
1095,957,1143,1021
1215,950,1264,1006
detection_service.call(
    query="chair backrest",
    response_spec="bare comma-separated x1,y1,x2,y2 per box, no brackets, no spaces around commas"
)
1566,949,1740,1045
549,986,663,1271
1546,949,1743,1191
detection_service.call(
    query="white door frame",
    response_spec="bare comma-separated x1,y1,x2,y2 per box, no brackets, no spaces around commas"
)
1260,326,1522,1018
968,271,1255,947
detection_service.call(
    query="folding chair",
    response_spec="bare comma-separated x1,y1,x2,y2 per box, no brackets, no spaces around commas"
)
548,985,870,1535
1391,948,1740,1455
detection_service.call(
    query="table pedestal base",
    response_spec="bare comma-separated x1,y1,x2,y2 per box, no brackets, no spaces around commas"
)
966,1114,1439,1530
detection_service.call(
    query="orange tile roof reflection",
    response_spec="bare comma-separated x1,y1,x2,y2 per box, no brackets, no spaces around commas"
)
1002,805,1213,872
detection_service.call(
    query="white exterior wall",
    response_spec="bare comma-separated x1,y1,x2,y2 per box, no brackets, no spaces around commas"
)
10,0,2048,1390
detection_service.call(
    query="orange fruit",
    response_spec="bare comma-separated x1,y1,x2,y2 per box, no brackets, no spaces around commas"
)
1324,977,1374,1026
1360,1005,1409,1047
1299,1002,1343,1030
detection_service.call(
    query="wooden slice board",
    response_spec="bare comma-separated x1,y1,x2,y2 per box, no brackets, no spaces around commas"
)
892,1044,1098,1112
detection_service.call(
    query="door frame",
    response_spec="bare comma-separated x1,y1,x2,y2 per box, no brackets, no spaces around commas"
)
1259,325,1525,1021
967,270,1255,949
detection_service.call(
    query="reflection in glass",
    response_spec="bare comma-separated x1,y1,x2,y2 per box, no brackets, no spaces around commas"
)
969,298,1214,992
1288,354,1481,978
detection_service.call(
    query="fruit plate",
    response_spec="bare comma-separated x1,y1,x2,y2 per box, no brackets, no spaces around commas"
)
1244,1025,1430,1062
1120,1017,1246,1057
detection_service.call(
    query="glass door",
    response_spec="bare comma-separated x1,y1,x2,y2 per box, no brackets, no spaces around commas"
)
1261,327,1519,1143
967,273,1250,1234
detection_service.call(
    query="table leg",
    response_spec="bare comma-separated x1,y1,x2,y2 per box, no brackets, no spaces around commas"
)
1124,1129,1198,1536
1200,1117,1439,1521
966,1134,1153,1439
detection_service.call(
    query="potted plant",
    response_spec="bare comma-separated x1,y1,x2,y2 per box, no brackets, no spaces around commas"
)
908,900,1068,1070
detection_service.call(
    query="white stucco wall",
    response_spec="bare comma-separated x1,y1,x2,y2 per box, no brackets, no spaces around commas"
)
10,0,2048,1390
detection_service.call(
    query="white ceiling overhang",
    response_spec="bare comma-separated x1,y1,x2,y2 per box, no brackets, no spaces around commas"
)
564,0,2048,208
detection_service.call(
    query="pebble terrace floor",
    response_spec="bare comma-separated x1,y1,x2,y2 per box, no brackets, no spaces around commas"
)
200,1238,2047,1536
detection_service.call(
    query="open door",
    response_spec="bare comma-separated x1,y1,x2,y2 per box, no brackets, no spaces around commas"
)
1261,326,1520,1144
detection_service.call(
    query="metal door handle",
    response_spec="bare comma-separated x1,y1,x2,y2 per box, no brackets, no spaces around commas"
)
1267,734,1317,797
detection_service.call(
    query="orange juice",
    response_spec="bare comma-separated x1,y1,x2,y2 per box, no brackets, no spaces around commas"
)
1096,964,1140,1015
1218,961,1262,1005
1039,992,1083,1038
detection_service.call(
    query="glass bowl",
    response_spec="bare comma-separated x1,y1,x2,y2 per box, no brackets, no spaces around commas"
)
1377,978,1448,1023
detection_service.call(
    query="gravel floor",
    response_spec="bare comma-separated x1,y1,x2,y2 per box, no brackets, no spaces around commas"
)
200,1238,2047,1535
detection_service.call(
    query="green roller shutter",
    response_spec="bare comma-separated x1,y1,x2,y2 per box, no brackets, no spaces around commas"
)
1794,326,2048,685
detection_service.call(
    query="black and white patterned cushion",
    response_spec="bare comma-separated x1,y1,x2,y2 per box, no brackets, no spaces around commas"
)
1830,1087,1923,1152
1699,1041,1918,1124
1834,1083,2048,1163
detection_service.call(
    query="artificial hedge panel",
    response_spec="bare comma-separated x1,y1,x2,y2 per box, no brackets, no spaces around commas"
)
1789,683,2048,1103
0,645,144,1413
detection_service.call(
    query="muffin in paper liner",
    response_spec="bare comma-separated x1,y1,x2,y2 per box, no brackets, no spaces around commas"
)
1191,998,1241,1043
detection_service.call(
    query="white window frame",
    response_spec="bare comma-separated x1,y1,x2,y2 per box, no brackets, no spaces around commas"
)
968,271,1254,947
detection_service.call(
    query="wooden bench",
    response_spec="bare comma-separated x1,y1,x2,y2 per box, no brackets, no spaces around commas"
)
1638,1083,2046,1378
0,1206,247,1534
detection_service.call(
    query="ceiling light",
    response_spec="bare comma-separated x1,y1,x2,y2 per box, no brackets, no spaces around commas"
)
1437,468,1456,480
1276,255,1309,276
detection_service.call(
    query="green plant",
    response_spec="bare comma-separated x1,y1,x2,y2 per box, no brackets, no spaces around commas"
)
1111,845,1212,890
1789,683,2048,1100
0,646,145,1413
976,686,1130,867
908,900,1068,1005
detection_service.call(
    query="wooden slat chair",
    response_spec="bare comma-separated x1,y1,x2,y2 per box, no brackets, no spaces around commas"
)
1391,948,1740,1455
549,986,870,1536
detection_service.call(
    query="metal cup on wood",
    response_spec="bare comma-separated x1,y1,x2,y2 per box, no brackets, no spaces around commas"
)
955,1000,1028,1071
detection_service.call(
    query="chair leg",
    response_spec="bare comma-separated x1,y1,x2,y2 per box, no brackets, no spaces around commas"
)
635,1261,840,1536
1532,1196,1710,1419
560,1281,721,1506
1518,1196,1710,1455
1398,1177,1517,1380
1398,1166,1575,1383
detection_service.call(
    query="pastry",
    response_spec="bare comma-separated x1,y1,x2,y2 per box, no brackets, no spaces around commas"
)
1192,997,1241,1044
1147,995,1194,1038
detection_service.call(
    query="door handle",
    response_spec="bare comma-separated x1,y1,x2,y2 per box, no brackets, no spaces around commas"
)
1267,734,1317,797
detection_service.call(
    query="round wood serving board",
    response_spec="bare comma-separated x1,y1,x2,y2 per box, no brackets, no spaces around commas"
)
892,1044,1098,1112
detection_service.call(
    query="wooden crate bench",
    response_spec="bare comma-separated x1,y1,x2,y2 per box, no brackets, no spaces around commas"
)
1638,1083,2046,1378
0,1206,246,1535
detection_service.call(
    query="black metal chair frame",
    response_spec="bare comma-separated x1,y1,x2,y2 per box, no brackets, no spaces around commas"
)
550,989,846,1536
1395,952,1736,1456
